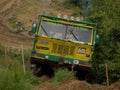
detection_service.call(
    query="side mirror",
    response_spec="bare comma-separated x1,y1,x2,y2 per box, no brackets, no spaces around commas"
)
95,35,100,44
28,23,37,36
31,23,37,33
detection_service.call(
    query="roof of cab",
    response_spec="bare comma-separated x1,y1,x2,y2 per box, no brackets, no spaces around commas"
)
39,14,97,27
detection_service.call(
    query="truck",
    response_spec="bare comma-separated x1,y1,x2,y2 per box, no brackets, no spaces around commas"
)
28,14,99,77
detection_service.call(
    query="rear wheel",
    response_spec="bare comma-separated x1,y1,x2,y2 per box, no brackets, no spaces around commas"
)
76,69,93,83
31,64,42,76
26,58,42,75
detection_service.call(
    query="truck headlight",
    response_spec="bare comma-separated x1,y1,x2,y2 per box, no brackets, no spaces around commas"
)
78,48,86,54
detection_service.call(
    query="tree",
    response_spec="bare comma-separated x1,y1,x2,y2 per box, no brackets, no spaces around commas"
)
91,0,120,83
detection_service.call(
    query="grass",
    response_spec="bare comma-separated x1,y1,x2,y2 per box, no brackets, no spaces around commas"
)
8,16,19,28
14,0,42,30
0,67,31,90
71,7,83,16
62,0,75,9
0,44,40,90
51,0,58,3
52,69,75,84
0,44,76,89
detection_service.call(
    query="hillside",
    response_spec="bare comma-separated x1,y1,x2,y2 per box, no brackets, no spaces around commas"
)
0,0,33,49
39,78,120,90
0,0,81,49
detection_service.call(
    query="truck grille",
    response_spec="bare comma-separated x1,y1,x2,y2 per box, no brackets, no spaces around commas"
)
52,43,75,56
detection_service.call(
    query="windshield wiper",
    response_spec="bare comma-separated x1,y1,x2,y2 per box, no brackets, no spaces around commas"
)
63,25,68,39
68,28,79,41
41,25,49,36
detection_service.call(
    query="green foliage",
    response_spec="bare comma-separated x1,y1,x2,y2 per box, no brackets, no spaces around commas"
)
69,0,120,83
71,0,84,6
108,62,120,82
0,68,39,90
71,7,83,16
8,16,24,29
51,0,58,3
52,69,75,84
0,69,31,90
8,17,18,28
90,0,120,83
0,45,40,90
62,0,75,9
0,44,5,55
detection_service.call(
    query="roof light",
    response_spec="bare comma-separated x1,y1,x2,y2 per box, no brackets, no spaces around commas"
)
57,14,61,18
70,16,74,20
63,15,67,19
76,17,80,21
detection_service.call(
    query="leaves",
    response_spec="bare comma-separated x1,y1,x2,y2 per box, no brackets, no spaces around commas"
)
90,0,120,83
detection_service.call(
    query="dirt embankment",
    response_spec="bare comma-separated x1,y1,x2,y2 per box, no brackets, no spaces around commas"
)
0,0,33,49
38,78,120,90
0,22,33,49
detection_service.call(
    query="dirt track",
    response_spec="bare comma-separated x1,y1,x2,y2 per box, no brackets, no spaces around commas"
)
0,0,24,16
0,0,33,49
38,77,120,90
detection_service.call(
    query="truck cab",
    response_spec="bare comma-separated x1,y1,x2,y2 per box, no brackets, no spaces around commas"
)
29,14,98,75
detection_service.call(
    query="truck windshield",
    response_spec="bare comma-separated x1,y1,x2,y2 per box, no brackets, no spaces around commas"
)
39,20,93,43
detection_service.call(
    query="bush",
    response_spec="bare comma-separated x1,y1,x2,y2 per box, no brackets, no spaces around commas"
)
0,45,39,90
71,7,83,16
52,69,75,84
8,16,18,28
0,59,40,90
0,44,5,56
63,1,73,9
90,0,120,83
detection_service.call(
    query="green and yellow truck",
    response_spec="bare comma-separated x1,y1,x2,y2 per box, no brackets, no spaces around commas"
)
29,14,99,75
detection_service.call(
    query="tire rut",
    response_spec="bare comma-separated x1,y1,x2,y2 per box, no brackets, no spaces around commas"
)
0,0,33,49
0,0,11,12
0,0,22,16
0,22,33,49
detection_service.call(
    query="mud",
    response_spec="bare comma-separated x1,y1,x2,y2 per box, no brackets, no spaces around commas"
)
0,0,33,49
